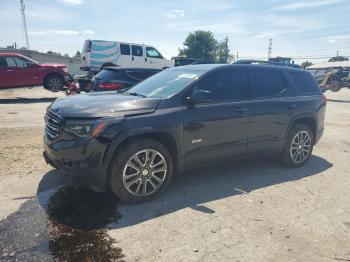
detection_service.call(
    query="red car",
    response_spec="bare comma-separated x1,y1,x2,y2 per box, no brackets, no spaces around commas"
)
0,53,70,91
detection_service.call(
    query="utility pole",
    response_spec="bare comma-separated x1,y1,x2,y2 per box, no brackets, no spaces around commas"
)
268,38,272,60
236,51,239,61
20,0,30,50
336,51,339,57
224,36,229,63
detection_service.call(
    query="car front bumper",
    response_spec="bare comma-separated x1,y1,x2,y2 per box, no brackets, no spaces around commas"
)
43,135,109,192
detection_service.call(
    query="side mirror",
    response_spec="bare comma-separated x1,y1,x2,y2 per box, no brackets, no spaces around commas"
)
26,62,35,67
186,89,213,107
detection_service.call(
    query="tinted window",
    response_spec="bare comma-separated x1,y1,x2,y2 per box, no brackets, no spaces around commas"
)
126,69,205,98
127,70,158,80
131,45,143,57
5,57,17,67
120,44,130,55
249,69,282,98
195,70,245,102
0,57,6,67
94,69,120,81
146,47,162,58
13,57,27,68
290,71,320,93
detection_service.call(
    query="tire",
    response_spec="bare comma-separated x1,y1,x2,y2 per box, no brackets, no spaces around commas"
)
45,75,64,92
281,124,314,168
109,139,173,203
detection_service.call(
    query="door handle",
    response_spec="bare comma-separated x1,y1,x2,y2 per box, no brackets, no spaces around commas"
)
234,107,247,113
132,57,134,61
6,70,13,72
285,103,296,110
145,58,147,62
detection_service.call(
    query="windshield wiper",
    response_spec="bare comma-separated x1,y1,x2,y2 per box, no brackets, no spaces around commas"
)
127,92,146,98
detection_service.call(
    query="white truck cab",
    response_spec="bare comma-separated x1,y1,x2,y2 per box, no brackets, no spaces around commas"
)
81,40,174,72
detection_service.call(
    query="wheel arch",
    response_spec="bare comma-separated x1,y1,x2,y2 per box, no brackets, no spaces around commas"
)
288,115,317,140
105,130,183,187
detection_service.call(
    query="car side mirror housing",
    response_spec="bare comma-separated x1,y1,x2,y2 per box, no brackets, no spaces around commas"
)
186,89,213,107
26,62,35,67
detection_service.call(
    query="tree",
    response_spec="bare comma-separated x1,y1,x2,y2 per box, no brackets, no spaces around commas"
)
301,61,312,68
179,31,218,61
74,50,81,59
328,56,349,62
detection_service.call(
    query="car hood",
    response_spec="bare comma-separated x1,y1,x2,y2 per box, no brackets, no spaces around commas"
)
50,92,161,118
40,63,66,68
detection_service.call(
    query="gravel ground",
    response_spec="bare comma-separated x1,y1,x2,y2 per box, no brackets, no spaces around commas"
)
0,86,349,261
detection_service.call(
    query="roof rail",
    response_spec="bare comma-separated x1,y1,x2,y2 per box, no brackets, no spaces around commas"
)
233,59,301,69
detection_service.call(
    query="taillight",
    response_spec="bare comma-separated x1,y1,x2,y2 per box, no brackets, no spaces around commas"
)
98,82,122,90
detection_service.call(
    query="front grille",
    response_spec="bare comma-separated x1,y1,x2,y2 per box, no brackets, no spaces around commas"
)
45,109,62,140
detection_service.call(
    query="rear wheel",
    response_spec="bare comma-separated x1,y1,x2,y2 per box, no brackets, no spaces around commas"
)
109,139,173,203
45,75,64,92
281,124,314,167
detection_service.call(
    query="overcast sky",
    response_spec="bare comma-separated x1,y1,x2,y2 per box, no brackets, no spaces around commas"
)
1,0,349,63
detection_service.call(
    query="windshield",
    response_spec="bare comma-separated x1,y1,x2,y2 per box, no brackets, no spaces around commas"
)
125,69,204,98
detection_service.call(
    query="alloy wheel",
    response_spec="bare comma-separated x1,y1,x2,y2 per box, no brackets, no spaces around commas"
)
49,78,62,91
122,149,167,196
289,131,312,163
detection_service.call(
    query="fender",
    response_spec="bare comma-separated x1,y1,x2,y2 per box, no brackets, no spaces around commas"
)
285,113,317,139
102,126,185,178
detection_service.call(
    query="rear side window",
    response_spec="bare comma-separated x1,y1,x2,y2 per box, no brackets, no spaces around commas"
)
131,45,143,57
120,44,130,55
249,69,282,98
289,71,320,93
127,70,158,80
94,69,120,80
195,70,246,102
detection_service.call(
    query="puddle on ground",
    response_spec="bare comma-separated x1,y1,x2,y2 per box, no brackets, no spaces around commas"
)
0,186,125,262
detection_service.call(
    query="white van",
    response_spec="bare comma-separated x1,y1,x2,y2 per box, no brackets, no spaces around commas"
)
81,40,174,72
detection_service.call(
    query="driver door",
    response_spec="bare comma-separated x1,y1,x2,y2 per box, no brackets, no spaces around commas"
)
183,69,249,167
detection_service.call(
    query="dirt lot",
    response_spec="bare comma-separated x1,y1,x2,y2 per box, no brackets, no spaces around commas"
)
0,86,349,261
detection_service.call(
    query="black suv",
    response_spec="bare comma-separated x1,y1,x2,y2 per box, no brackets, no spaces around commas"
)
43,64,326,202
90,67,161,92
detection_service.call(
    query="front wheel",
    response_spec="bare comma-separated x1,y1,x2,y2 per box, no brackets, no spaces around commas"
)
109,139,173,203
281,124,314,168
45,75,64,92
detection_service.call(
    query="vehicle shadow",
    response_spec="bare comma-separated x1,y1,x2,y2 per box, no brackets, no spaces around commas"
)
0,97,57,104
36,155,332,230
112,155,332,228
327,98,350,104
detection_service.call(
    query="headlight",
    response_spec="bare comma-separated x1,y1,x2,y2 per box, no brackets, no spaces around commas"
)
65,118,123,137
65,120,98,137
62,67,68,73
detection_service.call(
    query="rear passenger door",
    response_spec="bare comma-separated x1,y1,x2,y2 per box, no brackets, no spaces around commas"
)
246,68,293,153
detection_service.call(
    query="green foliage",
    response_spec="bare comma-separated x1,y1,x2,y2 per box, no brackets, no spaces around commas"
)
179,31,233,63
179,31,218,61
